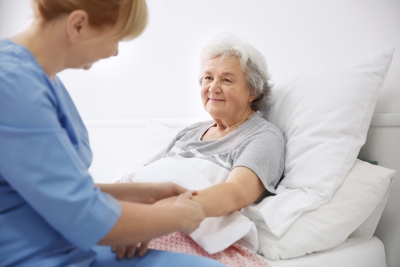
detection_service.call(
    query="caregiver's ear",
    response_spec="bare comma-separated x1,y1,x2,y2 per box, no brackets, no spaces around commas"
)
66,10,90,42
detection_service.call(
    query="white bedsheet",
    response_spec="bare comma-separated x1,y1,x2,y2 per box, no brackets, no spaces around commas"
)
266,236,386,267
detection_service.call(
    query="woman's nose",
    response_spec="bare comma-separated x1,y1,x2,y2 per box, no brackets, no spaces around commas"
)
209,81,221,93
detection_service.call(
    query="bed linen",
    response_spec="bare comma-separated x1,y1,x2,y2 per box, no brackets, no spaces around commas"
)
149,232,270,267
147,235,386,267
265,236,386,267
120,157,259,254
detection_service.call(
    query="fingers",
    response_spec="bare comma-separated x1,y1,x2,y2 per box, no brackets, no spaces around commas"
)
114,244,137,260
112,243,149,259
116,245,127,260
126,244,137,259
172,183,189,195
138,240,150,257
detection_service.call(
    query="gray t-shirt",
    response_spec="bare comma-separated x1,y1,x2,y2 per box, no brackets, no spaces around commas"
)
146,112,285,194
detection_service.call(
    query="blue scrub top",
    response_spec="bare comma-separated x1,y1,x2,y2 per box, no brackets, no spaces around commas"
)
0,38,122,267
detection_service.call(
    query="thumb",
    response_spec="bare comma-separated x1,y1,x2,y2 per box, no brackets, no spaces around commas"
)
178,190,193,200
173,184,189,195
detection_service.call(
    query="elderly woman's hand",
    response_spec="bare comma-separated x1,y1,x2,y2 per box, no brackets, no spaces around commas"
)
111,240,150,260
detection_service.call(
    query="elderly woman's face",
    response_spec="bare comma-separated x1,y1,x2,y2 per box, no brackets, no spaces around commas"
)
200,56,255,120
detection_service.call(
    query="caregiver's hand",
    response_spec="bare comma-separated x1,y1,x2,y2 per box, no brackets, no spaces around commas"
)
99,190,204,247
157,191,205,235
111,240,150,260
147,182,193,204
96,182,190,204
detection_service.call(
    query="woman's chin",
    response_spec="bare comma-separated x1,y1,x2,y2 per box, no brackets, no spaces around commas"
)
206,108,224,120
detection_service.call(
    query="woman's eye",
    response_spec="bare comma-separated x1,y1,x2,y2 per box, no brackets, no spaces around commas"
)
204,76,212,80
224,78,231,82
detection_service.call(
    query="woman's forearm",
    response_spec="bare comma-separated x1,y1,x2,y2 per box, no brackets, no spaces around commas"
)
192,183,242,217
99,201,184,245
192,167,266,217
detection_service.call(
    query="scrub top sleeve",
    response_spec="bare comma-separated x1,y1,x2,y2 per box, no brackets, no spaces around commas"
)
0,72,121,250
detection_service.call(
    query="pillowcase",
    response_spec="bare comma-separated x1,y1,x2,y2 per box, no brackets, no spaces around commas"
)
247,48,395,237
257,159,396,260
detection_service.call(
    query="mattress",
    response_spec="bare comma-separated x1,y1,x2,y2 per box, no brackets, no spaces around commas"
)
266,237,386,267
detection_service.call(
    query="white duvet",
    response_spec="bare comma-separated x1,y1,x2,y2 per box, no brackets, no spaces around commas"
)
120,157,259,254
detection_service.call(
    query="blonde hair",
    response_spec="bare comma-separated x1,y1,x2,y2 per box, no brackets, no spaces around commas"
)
32,0,148,41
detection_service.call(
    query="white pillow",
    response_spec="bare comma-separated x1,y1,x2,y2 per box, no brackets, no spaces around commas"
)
248,48,395,237
257,159,396,260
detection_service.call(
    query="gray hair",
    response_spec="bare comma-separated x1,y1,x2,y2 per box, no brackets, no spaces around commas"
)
199,33,272,111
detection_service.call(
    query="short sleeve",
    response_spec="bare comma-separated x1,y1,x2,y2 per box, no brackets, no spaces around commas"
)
0,70,121,250
232,130,285,194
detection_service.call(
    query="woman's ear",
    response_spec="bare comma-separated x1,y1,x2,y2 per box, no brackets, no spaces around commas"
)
66,10,90,43
248,94,257,103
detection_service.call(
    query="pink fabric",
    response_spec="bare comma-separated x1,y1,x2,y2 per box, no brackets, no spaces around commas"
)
149,232,270,267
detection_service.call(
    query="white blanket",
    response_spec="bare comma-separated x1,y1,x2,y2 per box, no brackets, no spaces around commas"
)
121,157,258,254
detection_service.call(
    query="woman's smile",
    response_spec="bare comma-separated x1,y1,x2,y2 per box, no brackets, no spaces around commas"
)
209,98,225,102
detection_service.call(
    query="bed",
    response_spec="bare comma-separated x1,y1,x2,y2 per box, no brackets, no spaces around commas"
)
86,112,400,267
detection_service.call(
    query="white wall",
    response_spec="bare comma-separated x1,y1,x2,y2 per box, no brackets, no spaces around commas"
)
1,0,399,120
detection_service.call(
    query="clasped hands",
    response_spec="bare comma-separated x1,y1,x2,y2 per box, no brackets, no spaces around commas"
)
111,182,202,260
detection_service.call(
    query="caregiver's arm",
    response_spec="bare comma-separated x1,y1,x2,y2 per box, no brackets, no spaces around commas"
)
96,182,188,204
192,166,265,217
99,191,205,245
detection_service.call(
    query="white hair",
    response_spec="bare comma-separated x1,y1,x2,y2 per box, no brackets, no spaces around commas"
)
199,33,272,111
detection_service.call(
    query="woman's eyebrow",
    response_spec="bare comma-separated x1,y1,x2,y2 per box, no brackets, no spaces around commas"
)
221,71,236,77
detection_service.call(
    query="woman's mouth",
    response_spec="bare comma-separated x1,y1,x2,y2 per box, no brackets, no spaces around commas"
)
209,98,225,102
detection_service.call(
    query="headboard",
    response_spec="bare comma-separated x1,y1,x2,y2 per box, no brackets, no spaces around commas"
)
358,113,400,267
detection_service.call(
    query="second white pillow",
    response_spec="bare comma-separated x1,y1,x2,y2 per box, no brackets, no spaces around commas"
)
256,159,395,260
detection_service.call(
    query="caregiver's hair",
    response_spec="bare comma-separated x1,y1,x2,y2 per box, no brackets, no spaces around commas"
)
199,33,272,111
31,0,148,41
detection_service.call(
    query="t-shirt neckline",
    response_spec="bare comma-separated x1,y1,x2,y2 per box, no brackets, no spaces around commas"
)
198,112,259,142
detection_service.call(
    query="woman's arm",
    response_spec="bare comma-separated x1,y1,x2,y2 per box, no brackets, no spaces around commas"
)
156,166,266,217
193,166,265,217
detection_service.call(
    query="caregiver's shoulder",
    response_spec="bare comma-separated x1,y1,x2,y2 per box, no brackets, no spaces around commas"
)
0,40,59,128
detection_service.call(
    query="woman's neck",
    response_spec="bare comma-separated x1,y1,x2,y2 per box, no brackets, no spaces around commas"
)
9,20,68,81
205,109,255,140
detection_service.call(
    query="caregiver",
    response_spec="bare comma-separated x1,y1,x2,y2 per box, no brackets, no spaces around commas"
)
0,0,225,266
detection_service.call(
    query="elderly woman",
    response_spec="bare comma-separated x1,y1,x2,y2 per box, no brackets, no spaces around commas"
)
118,33,285,259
